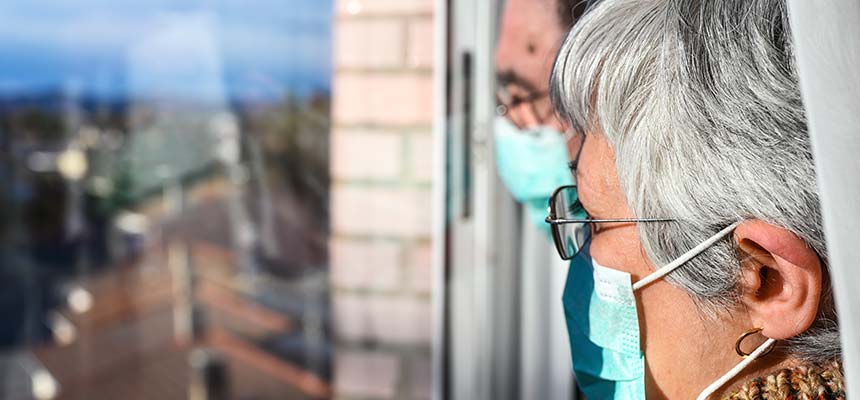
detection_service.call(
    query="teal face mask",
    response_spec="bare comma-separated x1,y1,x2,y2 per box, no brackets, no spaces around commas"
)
494,116,573,233
564,244,645,399
563,222,776,400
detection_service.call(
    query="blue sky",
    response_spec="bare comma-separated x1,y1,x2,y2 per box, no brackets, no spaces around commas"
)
0,0,332,101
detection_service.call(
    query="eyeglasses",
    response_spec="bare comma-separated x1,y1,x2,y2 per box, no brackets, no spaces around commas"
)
495,86,554,127
544,185,676,260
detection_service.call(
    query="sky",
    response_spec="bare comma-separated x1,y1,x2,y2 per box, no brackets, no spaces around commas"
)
0,0,333,102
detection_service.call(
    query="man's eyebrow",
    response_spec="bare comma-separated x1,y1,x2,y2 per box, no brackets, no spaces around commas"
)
496,70,542,94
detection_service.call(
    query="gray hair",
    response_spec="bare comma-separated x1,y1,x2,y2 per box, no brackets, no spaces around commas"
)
550,0,840,362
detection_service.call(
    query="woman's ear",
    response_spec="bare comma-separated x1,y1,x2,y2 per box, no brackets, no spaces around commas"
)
734,220,823,340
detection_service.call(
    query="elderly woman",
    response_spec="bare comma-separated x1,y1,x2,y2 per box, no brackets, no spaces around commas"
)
545,0,844,399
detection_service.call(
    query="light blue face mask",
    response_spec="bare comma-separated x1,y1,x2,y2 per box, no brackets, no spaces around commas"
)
563,222,777,400
564,244,646,399
494,116,573,233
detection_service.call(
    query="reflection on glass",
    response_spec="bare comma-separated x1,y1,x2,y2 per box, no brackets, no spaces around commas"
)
0,1,333,398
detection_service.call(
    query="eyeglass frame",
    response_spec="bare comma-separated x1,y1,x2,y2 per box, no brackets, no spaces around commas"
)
543,131,677,260
544,184,677,260
495,85,555,126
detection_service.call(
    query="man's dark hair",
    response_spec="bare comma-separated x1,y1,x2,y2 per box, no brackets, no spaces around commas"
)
557,0,590,29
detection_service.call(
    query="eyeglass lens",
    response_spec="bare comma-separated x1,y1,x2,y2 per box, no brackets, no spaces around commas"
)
551,186,592,259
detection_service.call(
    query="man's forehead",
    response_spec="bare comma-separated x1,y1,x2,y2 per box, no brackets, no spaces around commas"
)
496,0,565,84
507,0,557,13
503,0,559,27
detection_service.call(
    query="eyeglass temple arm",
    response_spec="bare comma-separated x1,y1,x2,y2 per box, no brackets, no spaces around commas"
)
545,217,677,224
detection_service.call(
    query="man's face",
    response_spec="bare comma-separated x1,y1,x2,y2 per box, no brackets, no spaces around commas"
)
495,0,566,131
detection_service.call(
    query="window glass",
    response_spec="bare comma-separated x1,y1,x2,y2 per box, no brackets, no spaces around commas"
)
0,1,437,399
0,1,335,399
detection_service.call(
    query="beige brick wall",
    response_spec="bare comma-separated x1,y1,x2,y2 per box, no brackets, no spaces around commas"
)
333,73,434,125
329,0,435,398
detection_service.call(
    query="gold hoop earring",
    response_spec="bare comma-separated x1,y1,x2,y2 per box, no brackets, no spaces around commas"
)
735,327,776,358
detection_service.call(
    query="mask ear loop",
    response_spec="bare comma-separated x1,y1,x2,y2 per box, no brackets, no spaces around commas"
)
695,337,778,400
632,222,740,291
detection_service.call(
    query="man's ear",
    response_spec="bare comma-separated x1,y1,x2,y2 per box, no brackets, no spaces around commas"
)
734,220,823,340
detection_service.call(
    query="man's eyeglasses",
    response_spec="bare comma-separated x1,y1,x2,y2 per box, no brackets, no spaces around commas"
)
495,86,554,127
544,185,676,260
